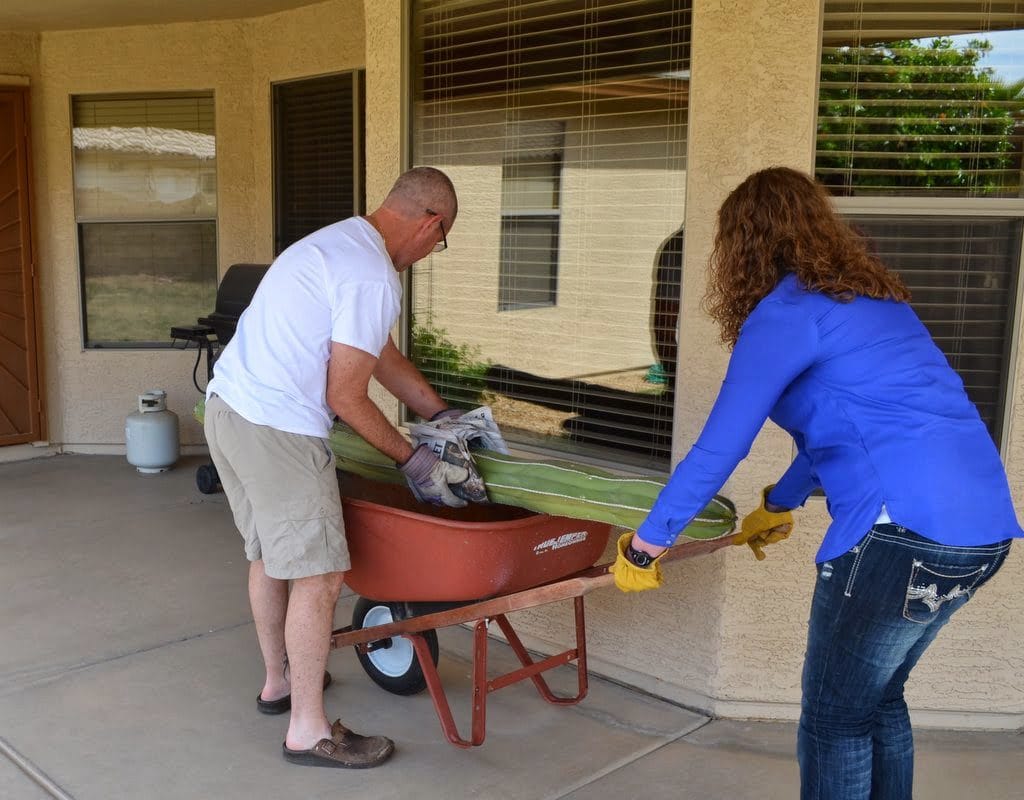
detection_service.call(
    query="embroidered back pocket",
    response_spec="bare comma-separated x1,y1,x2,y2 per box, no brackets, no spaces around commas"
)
903,561,987,624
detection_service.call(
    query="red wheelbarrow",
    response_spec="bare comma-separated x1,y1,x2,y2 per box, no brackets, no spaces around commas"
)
330,474,736,749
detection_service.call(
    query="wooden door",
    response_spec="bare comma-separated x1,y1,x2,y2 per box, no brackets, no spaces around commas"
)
0,87,43,445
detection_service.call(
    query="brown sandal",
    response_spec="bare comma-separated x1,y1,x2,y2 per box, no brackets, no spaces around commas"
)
282,719,395,769
257,671,332,715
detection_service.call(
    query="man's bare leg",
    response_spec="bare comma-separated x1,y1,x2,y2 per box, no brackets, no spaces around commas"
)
249,560,290,702
283,571,345,749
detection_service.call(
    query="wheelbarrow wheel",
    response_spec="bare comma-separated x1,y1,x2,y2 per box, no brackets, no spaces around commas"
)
352,597,439,696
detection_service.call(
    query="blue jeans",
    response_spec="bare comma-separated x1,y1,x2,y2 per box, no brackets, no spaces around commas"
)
798,524,1011,800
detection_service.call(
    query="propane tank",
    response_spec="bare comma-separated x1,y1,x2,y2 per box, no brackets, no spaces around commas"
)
125,390,180,474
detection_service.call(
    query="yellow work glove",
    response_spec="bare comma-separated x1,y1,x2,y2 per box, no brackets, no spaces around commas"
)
609,531,665,592
736,486,794,561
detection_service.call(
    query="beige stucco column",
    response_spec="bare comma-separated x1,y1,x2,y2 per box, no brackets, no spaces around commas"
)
362,0,406,420
676,0,825,716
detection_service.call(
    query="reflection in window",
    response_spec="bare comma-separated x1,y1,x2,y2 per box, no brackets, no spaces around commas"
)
72,94,217,347
500,153,562,311
818,2,1024,197
410,0,690,469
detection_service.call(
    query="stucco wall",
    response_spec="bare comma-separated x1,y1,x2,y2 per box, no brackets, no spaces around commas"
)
0,30,39,80
28,0,363,449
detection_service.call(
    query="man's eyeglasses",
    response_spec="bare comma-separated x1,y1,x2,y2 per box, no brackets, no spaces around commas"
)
426,208,447,253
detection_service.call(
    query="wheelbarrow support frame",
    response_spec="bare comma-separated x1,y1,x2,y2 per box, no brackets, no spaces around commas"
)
330,534,735,748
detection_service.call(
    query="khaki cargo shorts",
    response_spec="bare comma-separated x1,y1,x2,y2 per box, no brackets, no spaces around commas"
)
204,394,350,579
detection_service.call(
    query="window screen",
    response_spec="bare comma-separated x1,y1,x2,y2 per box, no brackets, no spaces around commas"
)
72,94,217,348
273,71,366,254
410,0,691,470
817,1,1024,444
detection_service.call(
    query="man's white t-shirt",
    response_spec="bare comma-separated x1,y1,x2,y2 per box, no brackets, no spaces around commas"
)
207,217,401,438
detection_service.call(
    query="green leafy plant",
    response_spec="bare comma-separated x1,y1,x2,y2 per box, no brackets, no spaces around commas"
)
411,317,490,409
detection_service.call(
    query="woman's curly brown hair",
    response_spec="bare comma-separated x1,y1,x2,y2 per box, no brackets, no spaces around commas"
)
703,167,910,347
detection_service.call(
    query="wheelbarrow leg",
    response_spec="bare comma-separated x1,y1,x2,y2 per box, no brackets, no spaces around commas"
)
408,623,490,748
492,595,589,706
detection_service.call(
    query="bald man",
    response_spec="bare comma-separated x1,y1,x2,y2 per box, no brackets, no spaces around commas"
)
205,167,466,768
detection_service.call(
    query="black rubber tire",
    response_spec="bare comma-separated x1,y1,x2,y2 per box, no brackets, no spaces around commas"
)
352,597,439,696
196,463,221,495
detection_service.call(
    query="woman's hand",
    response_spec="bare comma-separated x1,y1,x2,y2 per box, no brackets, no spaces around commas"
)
736,485,794,560
609,532,668,592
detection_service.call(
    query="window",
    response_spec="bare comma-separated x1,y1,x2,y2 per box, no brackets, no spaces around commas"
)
273,71,366,255
410,0,690,469
817,1,1024,444
72,94,217,348
850,215,1021,434
500,146,563,310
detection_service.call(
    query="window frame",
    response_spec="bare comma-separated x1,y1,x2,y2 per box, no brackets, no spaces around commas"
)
70,91,218,350
405,0,688,471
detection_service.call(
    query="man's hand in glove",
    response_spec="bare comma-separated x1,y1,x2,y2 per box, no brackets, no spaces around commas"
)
609,532,666,592
428,406,509,454
399,443,469,508
736,486,793,561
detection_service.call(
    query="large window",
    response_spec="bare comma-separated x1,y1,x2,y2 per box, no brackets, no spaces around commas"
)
72,94,217,348
410,0,690,469
817,1,1024,443
272,71,365,255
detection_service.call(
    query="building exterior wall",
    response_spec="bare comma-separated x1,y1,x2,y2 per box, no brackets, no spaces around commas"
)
0,0,1020,726
24,1,362,449
0,31,39,81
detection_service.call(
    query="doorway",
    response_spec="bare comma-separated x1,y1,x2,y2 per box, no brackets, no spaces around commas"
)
0,86,44,445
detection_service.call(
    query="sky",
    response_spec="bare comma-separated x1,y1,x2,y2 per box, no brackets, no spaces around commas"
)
936,29,1024,83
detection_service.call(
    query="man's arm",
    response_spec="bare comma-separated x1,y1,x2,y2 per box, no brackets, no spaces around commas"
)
327,340,416,464
372,336,448,420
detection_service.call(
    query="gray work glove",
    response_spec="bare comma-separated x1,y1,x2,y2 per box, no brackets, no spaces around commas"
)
399,443,470,508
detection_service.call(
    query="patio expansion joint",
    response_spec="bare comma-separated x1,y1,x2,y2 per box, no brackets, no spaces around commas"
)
0,736,77,800
539,716,715,800
0,619,254,699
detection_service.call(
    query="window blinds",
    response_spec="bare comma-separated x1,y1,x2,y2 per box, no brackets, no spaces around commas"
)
410,0,691,469
72,93,218,347
850,215,1022,438
72,94,216,220
272,71,365,255
818,1,1024,197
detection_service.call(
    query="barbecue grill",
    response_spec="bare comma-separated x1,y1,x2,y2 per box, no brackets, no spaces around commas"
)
170,262,270,493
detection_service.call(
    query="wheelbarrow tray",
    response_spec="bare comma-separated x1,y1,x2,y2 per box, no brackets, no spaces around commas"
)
339,473,614,602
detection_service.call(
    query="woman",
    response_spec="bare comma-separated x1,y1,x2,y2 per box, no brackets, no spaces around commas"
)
611,166,1021,800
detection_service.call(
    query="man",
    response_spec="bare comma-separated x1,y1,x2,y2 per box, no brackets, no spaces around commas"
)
204,167,468,768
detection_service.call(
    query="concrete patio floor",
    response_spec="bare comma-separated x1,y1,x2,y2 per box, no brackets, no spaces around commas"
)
1,453,1021,800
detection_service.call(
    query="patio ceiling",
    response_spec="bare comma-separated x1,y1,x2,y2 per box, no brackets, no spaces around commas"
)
0,0,322,32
